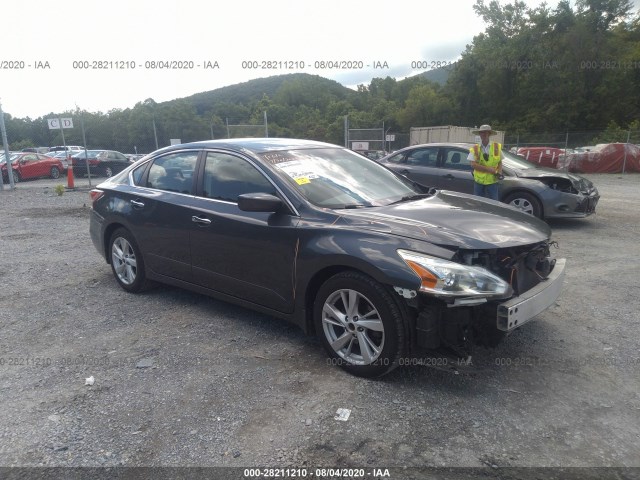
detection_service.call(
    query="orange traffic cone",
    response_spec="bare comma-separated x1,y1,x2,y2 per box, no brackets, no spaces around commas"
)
67,164,75,189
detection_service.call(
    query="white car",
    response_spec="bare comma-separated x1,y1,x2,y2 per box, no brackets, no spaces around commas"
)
50,150,83,170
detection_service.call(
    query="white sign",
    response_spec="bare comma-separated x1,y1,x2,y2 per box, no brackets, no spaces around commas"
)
351,141,369,150
170,138,182,145
385,134,395,142
47,118,74,129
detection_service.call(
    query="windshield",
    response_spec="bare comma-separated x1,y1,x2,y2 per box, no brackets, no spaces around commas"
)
502,150,541,170
74,150,101,159
261,147,419,208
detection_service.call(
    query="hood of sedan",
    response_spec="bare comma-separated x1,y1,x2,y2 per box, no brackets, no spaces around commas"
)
510,167,573,181
334,190,551,249
508,167,595,193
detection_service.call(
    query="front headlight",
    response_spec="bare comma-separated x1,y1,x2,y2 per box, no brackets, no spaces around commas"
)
397,250,511,298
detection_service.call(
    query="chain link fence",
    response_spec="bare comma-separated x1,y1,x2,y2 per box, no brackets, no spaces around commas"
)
4,111,640,174
504,130,640,150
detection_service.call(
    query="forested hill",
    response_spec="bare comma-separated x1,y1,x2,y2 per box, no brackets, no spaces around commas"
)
183,74,354,114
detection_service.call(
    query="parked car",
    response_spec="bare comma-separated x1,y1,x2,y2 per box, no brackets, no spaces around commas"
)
125,153,146,163
49,150,82,171
378,143,600,219
2,152,64,183
71,150,130,177
89,138,566,377
21,147,50,154
49,145,84,153
0,152,18,163
354,149,387,160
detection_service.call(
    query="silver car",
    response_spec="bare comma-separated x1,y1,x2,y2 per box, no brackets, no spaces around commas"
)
379,143,600,219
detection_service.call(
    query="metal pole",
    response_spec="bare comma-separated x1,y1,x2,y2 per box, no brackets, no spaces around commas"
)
0,99,15,190
152,117,159,150
564,132,569,171
58,119,68,158
226,118,230,139
385,126,391,153
622,130,630,174
263,111,268,137
78,108,91,187
344,115,349,148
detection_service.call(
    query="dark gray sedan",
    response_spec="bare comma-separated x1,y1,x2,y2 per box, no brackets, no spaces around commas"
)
71,149,131,177
379,143,600,219
89,138,565,377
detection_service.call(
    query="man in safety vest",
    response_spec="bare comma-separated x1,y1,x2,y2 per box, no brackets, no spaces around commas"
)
468,124,502,200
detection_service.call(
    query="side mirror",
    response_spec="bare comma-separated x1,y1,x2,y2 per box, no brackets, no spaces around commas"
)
237,193,283,212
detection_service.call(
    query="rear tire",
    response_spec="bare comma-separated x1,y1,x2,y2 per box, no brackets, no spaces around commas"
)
50,166,60,179
108,228,150,293
314,271,408,378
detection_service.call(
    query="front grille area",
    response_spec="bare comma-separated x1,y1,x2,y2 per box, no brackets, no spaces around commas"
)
459,242,556,296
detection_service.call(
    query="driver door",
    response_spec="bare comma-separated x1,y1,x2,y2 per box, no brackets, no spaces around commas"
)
189,151,300,313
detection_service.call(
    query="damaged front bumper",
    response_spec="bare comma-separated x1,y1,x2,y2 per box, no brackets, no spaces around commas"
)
496,258,566,332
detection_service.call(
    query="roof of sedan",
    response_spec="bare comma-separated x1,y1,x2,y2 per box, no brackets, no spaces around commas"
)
161,138,340,154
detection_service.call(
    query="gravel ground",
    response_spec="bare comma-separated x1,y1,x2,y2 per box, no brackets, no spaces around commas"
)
0,175,639,477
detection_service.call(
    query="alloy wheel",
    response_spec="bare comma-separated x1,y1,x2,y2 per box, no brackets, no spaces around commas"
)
321,288,385,365
111,236,137,285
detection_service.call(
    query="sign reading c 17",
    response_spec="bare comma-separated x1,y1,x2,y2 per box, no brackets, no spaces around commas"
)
47,118,74,129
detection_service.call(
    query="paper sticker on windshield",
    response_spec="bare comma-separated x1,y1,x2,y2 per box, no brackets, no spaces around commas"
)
295,177,310,185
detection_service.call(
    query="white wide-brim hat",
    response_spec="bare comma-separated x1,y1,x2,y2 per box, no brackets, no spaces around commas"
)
472,124,496,135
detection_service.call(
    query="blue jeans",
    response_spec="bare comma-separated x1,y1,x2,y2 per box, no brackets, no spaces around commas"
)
473,182,500,201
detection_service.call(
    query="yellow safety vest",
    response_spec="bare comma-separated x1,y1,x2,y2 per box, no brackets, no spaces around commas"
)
471,142,502,185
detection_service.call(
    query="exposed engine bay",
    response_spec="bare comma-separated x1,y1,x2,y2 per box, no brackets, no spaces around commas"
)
412,241,560,357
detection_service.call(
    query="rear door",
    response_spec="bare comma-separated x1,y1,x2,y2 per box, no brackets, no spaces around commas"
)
383,146,441,188
37,154,55,176
122,150,200,281
107,151,130,174
435,147,475,193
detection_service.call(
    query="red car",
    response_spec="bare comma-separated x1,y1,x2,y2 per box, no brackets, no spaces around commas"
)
1,152,65,183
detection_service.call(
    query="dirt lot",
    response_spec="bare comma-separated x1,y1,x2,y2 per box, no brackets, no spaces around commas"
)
0,174,639,478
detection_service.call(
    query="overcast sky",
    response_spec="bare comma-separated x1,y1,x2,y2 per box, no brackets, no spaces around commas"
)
1,0,638,119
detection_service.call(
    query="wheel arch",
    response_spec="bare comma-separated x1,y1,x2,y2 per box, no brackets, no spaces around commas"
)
302,265,354,336
301,263,415,341
103,222,129,264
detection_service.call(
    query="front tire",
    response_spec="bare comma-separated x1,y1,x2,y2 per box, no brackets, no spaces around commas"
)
103,166,113,177
314,271,408,378
503,191,542,218
50,166,60,179
108,228,149,292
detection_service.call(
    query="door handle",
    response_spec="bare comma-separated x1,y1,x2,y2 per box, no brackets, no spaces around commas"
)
192,215,212,226
130,199,145,208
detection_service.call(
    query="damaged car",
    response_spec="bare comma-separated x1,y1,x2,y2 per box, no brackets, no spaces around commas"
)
379,143,599,219
89,138,565,377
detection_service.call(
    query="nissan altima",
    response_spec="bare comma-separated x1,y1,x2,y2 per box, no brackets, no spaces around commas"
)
89,138,566,377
